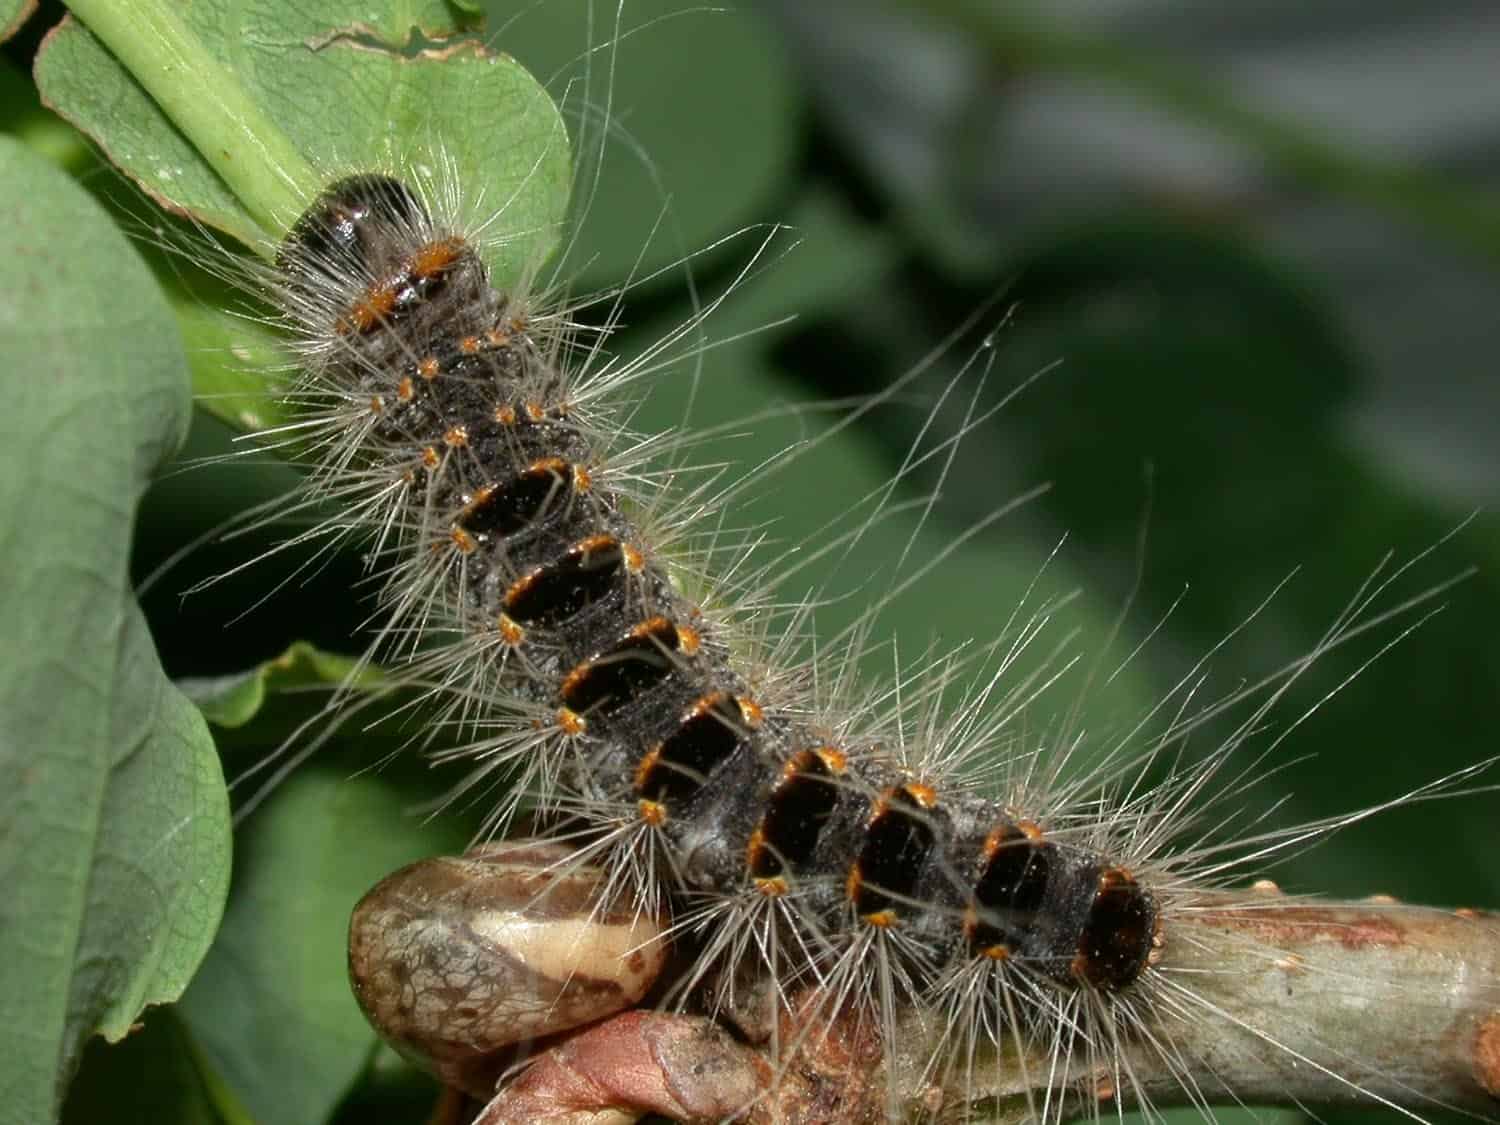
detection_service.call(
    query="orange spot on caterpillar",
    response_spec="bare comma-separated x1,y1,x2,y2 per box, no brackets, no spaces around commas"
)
497,615,524,647
556,708,586,736
638,799,667,827
418,356,440,380
904,782,938,809
572,465,593,493
459,336,481,355
738,698,764,728
634,745,663,792
444,425,468,448
369,396,384,414
344,285,398,334
560,661,592,701
622,543,645,574
396,376,414,402
524,402,546,422
422,446,440,469
630,615,673,640
845,864,863,903
494,404,518,425
409,237,465,279
755,875,789,897
815,746,847,773
450,528,476,553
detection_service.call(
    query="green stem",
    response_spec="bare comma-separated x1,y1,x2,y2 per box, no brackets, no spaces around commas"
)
63,0,318,239
921,1,1500,270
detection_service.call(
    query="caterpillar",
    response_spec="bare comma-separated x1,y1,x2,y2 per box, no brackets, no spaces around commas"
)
18,1,1499,1123
248,164,1500,1125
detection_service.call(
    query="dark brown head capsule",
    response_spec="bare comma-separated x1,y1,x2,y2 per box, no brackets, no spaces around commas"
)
278,174,427,286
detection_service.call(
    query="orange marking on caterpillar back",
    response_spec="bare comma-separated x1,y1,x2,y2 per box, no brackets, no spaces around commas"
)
738,698,764,728
578,533,618,557
495,404,518,425
418,356,440,380
904,782,938,809
396,376,414,401
630,615,673,639
524,402,546,422
815,746,847,773
450,528,476,553
561,662,592,701
497,614,524,647
409,236,465,279
369,396,384,414
556,708,586,736
634,746,664,792
444,425,469,448
344,285,398,334
622,543,645,574
845,865,864,904
573,465,593,493
422,446,440,469
459,336,481,355
638,799,667,827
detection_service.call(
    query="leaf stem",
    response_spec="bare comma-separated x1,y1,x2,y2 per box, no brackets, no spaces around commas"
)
62,0,318,237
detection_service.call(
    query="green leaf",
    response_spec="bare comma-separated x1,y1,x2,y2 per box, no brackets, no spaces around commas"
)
178,760,473,1125
493,0,798,294
35,0,570,288
179,642,384,731
0,0,35,45
0,137,231,1125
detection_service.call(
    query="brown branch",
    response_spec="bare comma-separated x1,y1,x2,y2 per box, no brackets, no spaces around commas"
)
351,845,1500,1123
899,894,1500,1123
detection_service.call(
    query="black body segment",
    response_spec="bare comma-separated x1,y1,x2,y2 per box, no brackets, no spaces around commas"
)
636,694,747,807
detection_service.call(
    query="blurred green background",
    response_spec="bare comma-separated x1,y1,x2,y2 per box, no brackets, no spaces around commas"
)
4,0,1496,1122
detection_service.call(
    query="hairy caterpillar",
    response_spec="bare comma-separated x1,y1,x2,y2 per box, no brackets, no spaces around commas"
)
235,165,1500,1125
17,1,1499,1124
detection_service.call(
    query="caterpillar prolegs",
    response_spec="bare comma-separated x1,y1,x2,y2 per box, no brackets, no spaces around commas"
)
260,173,1498,1123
